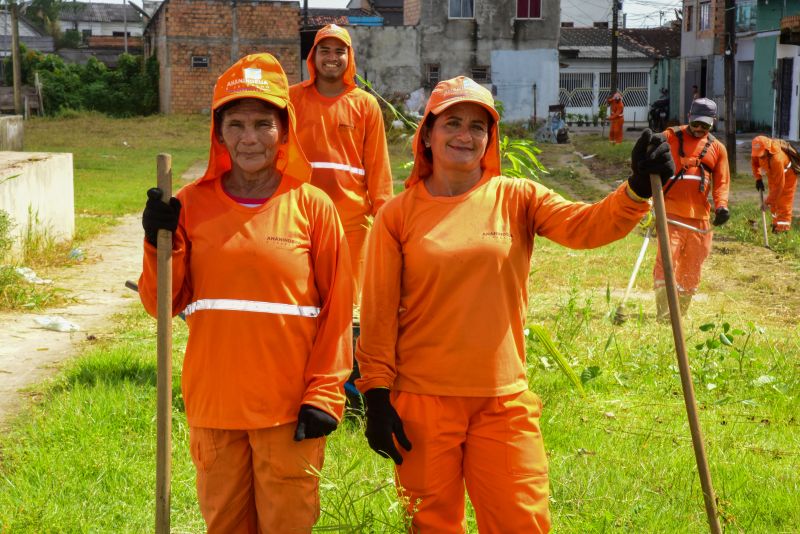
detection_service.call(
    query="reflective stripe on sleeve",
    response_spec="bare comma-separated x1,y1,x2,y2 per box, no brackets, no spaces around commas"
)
183,299,320,318
678,174,704,182
310,162,366,176
775,221,791,226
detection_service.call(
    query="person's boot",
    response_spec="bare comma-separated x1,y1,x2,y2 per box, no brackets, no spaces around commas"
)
678,293,692,317
655,287,670,323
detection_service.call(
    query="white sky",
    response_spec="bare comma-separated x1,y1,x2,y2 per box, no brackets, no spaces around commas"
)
103,0,685,29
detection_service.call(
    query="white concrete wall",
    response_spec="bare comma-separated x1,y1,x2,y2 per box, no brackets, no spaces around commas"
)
491,49,559,122
0,153,74,257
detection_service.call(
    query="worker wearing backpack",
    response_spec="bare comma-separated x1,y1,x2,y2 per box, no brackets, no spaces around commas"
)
751,135,798,233
653,98,730,320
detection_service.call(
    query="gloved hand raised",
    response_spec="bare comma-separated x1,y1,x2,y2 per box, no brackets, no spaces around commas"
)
364,388,412,465
293,404,338,441
142,187,181,246
628,129,675,199
712,207,730,226
755,179,765,192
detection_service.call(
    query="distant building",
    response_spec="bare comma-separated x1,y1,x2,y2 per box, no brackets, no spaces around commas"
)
0,10,54,57
59,2,143,39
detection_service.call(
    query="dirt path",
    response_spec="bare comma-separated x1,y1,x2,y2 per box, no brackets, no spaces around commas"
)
0,215,143,427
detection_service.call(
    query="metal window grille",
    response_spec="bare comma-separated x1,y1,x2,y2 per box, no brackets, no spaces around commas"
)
427,64,440,87
191,56,210,69
598,72,649,107
699,2,711,30
471,67,490,82
449,0,473,18
558,73,594,108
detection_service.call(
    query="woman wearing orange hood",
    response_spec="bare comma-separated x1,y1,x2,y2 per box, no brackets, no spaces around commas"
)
138,53,353,532
355,77,674,532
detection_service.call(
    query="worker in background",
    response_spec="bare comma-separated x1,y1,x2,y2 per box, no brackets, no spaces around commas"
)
139,53,352,532
290,23,393,305
751,135,798,233
654,97,730,321
608,91,625,144
355,76,675,532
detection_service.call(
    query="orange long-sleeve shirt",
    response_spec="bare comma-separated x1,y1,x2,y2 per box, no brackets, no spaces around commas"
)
138,176,353,429
663,126,730,220
752,140,795,207
355,176,649,396
289,84,393,233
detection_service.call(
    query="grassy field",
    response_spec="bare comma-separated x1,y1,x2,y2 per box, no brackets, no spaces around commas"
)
1,117,798,532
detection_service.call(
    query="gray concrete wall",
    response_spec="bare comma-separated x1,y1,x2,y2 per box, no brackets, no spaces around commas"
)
0,116,23,151
350,26,421,95
0,152,74,258
492,49,559,122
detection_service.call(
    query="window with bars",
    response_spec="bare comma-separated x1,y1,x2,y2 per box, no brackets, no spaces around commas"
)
559,73,595,108
191,56,210,69
449,0,474,18
699,1,711,30
517,0,541,19
471,66,490,83
426,64,440,87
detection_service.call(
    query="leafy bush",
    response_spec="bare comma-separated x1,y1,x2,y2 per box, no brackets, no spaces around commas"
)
3,45,159,117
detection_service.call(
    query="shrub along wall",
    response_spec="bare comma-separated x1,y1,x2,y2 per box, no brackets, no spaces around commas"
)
3,46,159,117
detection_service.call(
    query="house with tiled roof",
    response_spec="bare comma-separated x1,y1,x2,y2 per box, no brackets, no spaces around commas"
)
558,26,680,123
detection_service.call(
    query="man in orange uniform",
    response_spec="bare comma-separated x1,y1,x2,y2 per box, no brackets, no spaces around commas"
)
751,135,797,233
290,24,393,303
608,91,625,144
654,98,730,320
139,54,352,532
356,76,674,532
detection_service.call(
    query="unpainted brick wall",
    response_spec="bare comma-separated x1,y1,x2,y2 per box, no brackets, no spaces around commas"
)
160,0,300,113
404,0,421,26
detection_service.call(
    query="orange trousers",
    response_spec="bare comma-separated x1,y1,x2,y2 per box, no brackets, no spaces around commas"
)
345,227,369,305
653,214,712,295
609,118,624,144
766,168,797,232
392,390,550,533
189,424,324,533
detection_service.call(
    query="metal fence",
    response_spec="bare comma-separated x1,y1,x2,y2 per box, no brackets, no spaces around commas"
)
599,72,649,107
558,72,595,108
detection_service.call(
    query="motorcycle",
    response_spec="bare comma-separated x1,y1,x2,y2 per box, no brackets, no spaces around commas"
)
648,95,669,132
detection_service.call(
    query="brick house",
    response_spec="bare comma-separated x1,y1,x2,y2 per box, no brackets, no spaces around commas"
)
143,0,301,114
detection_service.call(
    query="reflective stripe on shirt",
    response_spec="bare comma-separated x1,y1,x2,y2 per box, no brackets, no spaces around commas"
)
310,162,366,176
678,174,704,182
184,299,320,318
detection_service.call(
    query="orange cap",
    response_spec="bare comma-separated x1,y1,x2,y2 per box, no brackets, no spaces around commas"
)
303,24,357,89
751,135,770,159
406,76,501,188
199,53,311,184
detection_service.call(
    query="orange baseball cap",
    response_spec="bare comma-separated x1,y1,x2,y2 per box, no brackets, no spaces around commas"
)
199,53,311,184
406,76,501,187
751,135,769,159
302,24,357,89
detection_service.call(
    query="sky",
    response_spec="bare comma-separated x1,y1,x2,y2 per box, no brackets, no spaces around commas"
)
94,0,686,30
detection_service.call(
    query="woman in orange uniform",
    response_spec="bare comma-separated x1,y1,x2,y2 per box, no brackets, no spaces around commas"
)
608,91,625,144
138,53,352,532
355,77,674,532
751,135,797,233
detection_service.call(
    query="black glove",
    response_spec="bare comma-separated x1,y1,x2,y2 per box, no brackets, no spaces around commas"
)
628,129,675,199
755,179,765,192
712,207,730,226
142,187,181,246
293,404,338,441
364,389,412,464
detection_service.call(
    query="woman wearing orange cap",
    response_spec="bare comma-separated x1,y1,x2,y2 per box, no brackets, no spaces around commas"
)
751,135,797,233
355,76,674,532
137,53,352,532
608,91,625,144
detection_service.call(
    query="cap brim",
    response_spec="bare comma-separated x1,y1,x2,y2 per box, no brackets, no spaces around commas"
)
688,115,714,126
430,98,500,122
212,92,288,111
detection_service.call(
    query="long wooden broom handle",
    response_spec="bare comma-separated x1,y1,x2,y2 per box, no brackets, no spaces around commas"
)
155,154,173,534
650,174,721,534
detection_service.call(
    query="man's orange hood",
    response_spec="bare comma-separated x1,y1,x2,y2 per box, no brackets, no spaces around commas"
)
751,135,778,159
405,76,501,188
200,53,311,184
302,24,357,89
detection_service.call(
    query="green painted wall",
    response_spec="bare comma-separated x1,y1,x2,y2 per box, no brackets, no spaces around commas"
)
648,58,682,123
751,35,777,130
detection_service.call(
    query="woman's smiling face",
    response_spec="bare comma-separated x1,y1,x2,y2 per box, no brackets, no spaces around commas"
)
423,102,491,173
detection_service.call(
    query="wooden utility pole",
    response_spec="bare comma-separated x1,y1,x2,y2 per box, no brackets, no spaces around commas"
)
610,0,620,94
723,0,737,174
123,0,128,54
10,0,22,115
